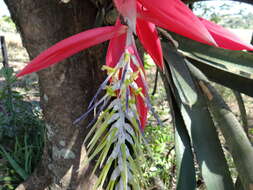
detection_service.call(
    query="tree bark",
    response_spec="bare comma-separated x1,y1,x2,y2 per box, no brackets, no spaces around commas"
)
4,0,106,189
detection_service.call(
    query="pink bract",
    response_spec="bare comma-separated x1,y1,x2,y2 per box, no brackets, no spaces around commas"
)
137,0,217,46
17,25,127,77
106,19,127,68
136,17,164,70
127,45,148,129
106,22,148,129
199,17,253,51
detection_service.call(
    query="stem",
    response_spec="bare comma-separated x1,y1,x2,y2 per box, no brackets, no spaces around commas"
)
151,68,159,96
232,90,248,136
0,36,14,120
1,36,9,67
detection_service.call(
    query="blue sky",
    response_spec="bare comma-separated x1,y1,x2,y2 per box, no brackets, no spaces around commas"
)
0,0,9,17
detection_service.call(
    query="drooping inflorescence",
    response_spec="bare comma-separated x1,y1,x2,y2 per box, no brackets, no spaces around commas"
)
16,0,253,189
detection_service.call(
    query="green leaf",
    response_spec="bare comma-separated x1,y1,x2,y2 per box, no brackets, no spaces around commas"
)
84,108,111,144
99,127,118,167
121,143,128,190
95,158,114,189
188,63,253,190
106,180,116,190
162,46,197,107
169,32,253,76
87,110,116,150
162,43,235,190
185,57,253,97
85,134,107,164
0,145,29,180
170,89,196,190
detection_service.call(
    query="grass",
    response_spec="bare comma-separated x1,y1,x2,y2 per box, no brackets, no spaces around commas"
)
141,124,175,189
0,66,45,190
139,55,175,189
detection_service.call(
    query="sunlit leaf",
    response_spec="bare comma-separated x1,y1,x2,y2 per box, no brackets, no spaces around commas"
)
137,0,216,45
199,17,253,51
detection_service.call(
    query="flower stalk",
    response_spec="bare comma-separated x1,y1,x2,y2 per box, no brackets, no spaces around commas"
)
84,48,147,189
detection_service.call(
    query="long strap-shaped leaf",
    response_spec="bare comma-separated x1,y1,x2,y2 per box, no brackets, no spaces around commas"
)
0,145,29,180
162,43,234,190
187,62,253,190
159,74,196,190
186,57,253,97
169,32,253,75
173,102,196,190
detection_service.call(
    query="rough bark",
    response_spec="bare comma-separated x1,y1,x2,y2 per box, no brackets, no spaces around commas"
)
4,0,106,189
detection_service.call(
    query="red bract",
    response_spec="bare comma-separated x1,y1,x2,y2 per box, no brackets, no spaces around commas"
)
127,45,148,129
113,1,164,70
137,0,216,46
17,25,127,77
136,17,163,70
199,17,253,51
106,23,148,129
136,94,148,129
106,19,127,68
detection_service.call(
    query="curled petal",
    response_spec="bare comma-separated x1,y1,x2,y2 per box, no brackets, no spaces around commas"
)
17,25,127,77
137,0,216,46
136,17,163,70
199,17,253,51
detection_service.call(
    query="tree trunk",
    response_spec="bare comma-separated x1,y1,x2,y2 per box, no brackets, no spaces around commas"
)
4,0,105,189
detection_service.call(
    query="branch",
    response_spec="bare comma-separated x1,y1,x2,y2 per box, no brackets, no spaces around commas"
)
0,36,14,116
1,36,9,68
151,68,159,96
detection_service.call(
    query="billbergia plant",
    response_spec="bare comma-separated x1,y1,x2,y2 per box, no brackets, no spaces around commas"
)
17,0,253,189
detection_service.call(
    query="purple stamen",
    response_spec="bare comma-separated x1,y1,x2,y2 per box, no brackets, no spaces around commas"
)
88,74,112,109
74,95,109,124
119,63,128,89
145,95,163,126
126,87,130,113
